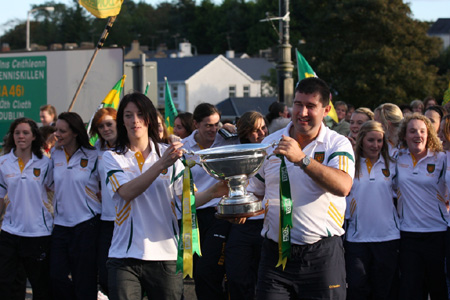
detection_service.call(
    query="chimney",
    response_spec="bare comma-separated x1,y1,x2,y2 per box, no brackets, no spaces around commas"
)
226,50,235,59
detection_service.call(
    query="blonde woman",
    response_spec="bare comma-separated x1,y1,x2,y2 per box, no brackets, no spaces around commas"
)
345,121,398,299
396,113,447,299
348,107,374,150
374,103,403,157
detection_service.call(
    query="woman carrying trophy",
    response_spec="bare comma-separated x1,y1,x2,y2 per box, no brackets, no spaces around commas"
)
102,93,227,300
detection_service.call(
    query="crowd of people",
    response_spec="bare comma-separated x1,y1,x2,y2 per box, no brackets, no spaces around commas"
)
1,77,450,300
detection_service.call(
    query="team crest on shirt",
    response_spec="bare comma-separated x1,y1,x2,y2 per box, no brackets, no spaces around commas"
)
161,168,168,175
80,158,88,168
427,164,435,173
33,168,41,177
314,152,325,163
382,169,390,177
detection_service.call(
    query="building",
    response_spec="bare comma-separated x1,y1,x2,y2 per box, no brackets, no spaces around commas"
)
148,54,275,113
428,18,450,49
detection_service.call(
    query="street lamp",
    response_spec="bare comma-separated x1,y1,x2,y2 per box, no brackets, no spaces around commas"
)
26,6,54,51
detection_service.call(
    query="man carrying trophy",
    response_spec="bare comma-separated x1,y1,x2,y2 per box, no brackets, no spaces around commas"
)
247,77,355,300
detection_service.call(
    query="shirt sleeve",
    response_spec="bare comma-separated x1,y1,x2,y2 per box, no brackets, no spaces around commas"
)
102,151,129,199
43,157,53,190
326,136,355,180
0,159,7,198
247,165,266,197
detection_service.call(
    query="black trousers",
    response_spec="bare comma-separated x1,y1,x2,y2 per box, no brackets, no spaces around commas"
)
0,230,52,300
344,239,399,300
256,236,346,300
193,207,231,300
50,215,100,300
225,219,263,300
98,220,114,296
399,231,447,300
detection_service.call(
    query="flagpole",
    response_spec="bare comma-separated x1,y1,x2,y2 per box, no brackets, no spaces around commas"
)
68,16,117,112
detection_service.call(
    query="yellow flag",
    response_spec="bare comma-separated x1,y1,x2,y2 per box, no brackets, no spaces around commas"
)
79,0,124,18
328,101,339,124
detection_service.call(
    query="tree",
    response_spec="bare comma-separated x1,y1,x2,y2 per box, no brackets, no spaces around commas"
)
298,0,442,109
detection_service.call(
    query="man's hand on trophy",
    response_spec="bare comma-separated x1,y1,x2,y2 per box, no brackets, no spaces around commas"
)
273,135,305,164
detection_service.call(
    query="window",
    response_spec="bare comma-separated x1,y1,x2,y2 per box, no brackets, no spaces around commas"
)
159,84,164,99
243,85,250,97
172,85,178,99
229,85,236,98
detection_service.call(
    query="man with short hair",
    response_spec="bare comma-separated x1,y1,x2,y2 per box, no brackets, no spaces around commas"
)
249,77,354,299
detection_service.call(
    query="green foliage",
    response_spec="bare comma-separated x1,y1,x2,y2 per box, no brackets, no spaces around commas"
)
298,0,443,108
1,0,449,108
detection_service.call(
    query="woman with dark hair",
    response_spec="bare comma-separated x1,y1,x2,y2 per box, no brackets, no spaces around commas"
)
89,107,118,297
396,114,448,299
225,111,268,299
156,111,171,144
424,105,445,133
50,112,101,300
174,112,194,139
345,121,399,299
103,93,226,300
0,118,53,300
266,101,290,134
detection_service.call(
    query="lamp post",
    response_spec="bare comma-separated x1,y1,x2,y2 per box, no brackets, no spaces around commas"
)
26,6,54,51
276,0,294,106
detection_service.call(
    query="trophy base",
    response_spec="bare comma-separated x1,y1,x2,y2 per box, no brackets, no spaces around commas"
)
215,195,264,220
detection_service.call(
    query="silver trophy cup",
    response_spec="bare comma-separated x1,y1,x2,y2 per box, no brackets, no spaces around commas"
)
186,143,276,219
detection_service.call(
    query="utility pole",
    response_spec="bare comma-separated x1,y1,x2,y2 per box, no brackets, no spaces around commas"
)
276,0,294,106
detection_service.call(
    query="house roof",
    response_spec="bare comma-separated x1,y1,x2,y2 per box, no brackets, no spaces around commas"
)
217,97,277,118
228,58,275,81
147,55,219,82
428,18,450,34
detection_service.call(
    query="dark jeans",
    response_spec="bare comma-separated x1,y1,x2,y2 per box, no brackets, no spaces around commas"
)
194,207,231,300
98,220,114,296
50,215,100,300
256,236,346,300
345,239,400,300
225,219,263,300
399,231,447,300
107,258,183,300
0,230,52,300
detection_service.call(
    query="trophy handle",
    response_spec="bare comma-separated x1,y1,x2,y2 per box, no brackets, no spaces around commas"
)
266,137,283,159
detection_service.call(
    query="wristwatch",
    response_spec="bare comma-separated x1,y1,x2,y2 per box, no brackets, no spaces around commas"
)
298,155,311,170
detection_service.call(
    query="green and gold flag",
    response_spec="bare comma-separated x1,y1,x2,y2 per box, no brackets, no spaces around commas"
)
164,77,178,135
87,75,126,145
79,0,124,18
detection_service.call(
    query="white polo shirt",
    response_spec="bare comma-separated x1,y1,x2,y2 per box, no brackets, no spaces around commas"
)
96,141,115,221
345,156,400,242
180,130,238,213
247,122,355,245
0,151,53,237
396,149,448,232
103,141,184,261
51,146,101,227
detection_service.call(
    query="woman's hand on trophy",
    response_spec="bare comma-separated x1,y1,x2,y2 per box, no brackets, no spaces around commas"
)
194,180,228,207
160,142,184,169
209,180,229,199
